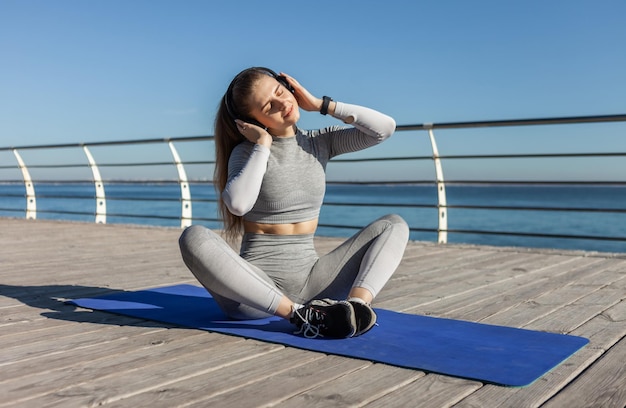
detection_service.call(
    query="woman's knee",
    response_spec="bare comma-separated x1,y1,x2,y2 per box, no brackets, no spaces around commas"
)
179,224,203,248
179,224,219,258
380,214,410,242
381,213,407,226
377,214,409,231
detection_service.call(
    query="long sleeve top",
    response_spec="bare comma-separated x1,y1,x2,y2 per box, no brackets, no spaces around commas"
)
222,101,396,224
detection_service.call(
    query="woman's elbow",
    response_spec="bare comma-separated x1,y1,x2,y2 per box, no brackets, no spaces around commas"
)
223,194,252,217
379,115,397,141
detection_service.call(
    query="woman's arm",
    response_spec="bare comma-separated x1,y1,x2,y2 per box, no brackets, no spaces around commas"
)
222,143,269,216
331,101,396,142
280,72,396,142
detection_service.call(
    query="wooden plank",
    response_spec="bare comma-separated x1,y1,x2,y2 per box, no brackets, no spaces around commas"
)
542,337,626,408
454,301,626,408
410,261,577,318
525,288,624,334
570,300,626,351
270,363,424,408
0,313,166,349
0,283,116,309
0,326,196,382
454,346,602,408
426,260,619,407
155,355,373,408
19,339,282,407
103,347,327,407
0,329,222,403
444,258,606,322
0,323,165,367
365,374,482,408
398,256,580,317
376,250,547,311
381,251,584,311
481,279,623,331
1,218,625,407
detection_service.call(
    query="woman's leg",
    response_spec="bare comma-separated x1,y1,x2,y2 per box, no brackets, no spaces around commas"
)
301,214,409,303
179,225,292,320
179,225,362,338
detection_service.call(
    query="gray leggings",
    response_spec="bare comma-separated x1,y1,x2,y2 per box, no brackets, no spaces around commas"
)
179,214,409,319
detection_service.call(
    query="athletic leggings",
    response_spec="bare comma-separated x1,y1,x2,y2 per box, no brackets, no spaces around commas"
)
179,214,409,319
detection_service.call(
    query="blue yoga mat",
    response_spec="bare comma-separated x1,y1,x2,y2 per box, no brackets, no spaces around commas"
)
69,284,588,387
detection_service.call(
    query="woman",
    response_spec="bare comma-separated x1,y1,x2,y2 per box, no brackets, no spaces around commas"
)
179,67,409,339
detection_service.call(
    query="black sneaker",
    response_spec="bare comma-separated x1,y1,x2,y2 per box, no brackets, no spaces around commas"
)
349,300,377,336
290,299,357,339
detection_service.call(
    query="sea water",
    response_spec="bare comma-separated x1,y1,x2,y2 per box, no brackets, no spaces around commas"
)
1,183,625,253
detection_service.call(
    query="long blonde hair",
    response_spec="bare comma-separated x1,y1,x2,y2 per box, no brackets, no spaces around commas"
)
214,68,268,241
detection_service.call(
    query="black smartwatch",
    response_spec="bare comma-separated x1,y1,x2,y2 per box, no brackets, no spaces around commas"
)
320,96,332,115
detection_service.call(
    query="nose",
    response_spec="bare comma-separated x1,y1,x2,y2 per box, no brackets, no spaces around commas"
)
275,96,290,112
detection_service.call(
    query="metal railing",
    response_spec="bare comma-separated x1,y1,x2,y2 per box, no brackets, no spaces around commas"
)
1,113,625,252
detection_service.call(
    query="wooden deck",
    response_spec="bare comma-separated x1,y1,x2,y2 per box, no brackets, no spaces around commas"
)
1,218,624,407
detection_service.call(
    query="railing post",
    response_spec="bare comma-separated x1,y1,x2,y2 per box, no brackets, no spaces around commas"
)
168,141,192,228
12,149,37,220
82,145,107,224
427,129,448,244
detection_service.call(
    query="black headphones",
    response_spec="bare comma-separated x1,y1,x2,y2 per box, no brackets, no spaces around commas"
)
224,67,295,127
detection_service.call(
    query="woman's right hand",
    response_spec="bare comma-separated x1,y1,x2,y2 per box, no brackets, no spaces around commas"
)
236,119,272,148
280,72,323,113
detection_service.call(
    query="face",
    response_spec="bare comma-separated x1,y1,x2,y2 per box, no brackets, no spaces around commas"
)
246,75,300,136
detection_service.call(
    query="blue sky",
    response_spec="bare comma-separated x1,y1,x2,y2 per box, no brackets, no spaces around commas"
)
1,0,625,181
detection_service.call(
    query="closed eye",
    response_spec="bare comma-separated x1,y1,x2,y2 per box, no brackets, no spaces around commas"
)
262,84,282,113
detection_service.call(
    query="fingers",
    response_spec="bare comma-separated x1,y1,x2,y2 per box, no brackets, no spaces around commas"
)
236,119,259,134
279,72,296,86
280,72,303,94
235,119,247,132
235,119,272,146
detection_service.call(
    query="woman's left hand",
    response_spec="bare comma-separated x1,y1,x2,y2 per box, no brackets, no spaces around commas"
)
280,72,322,113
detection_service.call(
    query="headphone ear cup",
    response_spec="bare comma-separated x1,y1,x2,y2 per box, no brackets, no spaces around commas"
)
277,75,294,93
245,117,265,128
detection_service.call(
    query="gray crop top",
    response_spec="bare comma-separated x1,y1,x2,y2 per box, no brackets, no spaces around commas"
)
222,101,396,224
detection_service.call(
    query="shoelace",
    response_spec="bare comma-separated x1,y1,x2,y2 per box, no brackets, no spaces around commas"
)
293,307,326,339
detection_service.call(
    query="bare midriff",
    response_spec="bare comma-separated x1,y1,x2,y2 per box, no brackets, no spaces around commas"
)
243,218,318,235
